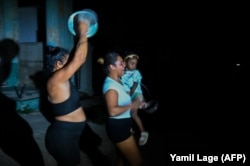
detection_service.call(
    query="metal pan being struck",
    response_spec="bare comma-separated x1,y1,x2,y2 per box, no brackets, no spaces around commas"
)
68,8,98,38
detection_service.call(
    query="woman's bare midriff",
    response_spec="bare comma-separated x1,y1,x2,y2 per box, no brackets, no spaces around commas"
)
55,107,86,122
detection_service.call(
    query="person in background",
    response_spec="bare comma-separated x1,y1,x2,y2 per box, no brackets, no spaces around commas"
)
44,18,89,166
98,51,147,166
121,51,149,146
0,38,45,166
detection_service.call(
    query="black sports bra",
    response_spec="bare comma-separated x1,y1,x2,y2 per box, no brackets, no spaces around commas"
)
49,82,81,116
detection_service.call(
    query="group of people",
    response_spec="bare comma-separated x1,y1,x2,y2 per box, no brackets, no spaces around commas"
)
1,11,151,166
43,16,150,165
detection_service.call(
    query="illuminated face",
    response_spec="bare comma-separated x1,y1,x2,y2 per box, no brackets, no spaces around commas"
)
126,58,138,70
114,56,125,76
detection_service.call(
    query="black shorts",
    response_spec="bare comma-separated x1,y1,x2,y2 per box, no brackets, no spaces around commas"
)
105,117,133,143
45,120,86,166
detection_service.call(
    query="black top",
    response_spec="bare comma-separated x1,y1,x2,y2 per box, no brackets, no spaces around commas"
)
49,81,81,116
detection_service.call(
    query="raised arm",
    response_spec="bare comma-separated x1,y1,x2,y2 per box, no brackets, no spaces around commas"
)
50,21,89,83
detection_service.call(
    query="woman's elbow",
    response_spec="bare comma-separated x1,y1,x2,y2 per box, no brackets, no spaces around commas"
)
81,56,87,64
108,111,117,117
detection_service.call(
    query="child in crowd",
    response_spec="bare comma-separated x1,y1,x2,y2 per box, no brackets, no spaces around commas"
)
121,51,149,146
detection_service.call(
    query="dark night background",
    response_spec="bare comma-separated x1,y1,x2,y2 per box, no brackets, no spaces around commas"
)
18,0,248,158
72,0,248,128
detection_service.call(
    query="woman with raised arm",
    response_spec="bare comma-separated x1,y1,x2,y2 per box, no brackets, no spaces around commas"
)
44,16,89,166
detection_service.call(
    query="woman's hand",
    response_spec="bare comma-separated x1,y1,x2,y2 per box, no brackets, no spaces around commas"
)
131,99,147,110
74,15,89,37
77,21,88,37
139,101,147,109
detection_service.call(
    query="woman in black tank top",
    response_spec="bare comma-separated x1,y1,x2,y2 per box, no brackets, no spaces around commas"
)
43,11,96,166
